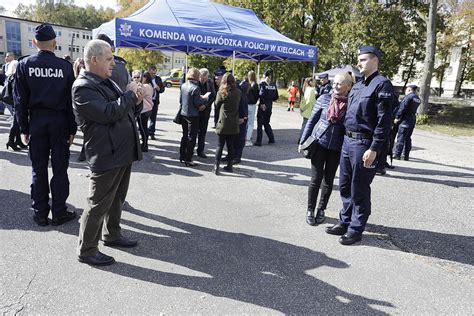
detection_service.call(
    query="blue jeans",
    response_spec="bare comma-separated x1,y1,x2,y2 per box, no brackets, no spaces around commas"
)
246,104,257,141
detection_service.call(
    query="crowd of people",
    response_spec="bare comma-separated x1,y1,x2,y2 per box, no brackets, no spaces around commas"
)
0,22,422,265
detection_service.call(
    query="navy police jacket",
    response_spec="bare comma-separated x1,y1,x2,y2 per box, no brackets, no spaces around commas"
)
396,92,420,126
344,71,393,152
318,83,332,96
259,80,279,108
13,50,76,135
300,93,346,152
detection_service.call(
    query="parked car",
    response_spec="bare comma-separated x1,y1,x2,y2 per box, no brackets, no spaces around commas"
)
163,69,183,88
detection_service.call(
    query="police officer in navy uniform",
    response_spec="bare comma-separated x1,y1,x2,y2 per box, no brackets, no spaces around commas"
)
254,69,278,146
394,84,421,161
14,23,77,226
325,45,393,245
317,73,332,96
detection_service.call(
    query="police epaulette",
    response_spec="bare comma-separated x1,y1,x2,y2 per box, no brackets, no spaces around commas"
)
17,55,30,62
114,55,127,64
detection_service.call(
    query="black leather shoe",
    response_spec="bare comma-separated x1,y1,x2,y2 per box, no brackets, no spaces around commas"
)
184,161,198,167
315,209,325,224
253,142,262,146
213,165,220,175
232,158,241,164
223,166,233,173
268,140,275,144
52,210,76,226
376,168,386,175
306,211,316,226
103,237,137,248
339,232,362,245
403,156,409,161
221,156,229,162
197,152,208,159
78,251,115,266
393,156,401,160
149,134,156,140
325,224,348,236
33,213,49,226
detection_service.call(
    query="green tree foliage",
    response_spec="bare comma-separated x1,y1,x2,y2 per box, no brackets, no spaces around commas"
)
188,55,226,74
13,0,114,29
114,0,163,72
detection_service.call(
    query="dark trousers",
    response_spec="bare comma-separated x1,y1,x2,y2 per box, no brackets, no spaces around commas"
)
338,136,377,234
197,110,211,154
215,134,236,167
77,165,131,256
395,123,415,159
8,108,21,144
138,111,152,150
308,144,341,212
180,116,199,162
256,107,274,144
213,104,219,127
234,120,247,159
377,139,389,170
148,98,160,136
28,112,70,218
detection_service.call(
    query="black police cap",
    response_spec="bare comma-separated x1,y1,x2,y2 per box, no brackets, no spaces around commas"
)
35,23,56,41
358,45,382,59
96,34,114,47
318,73,328,79
407,84,418,90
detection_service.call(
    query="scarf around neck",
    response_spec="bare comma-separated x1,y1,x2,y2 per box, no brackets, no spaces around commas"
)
327,92,348,123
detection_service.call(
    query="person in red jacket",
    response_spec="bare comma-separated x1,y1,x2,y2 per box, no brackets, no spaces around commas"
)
287,81,299,111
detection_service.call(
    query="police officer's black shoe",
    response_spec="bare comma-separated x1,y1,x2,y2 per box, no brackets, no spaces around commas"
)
52,210,76,226
403,156,409,161
325,224,347,236
306,211,316,226
376,168,386,176
268,140,275,144
393,156,401,160
149,134,156,140
103,236,137,248
232,158,241,164
339,232,362,245
33,213,49,226
253,142,262,146
315,209,325,224
385,162,395,169
78,251,115,266
223,166,233,173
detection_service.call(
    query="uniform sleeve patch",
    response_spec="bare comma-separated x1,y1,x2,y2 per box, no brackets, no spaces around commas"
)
378,92,392,99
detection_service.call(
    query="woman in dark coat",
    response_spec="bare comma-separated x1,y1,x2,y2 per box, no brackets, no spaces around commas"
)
179,67,208,166
299,72,353,225
214,73,241,174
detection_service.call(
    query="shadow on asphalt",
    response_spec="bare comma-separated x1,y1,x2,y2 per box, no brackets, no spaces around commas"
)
384,165,474,188
322,217,474,266
101,203,394,314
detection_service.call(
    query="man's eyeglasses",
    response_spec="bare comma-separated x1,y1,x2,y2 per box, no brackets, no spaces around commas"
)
133,76,140,79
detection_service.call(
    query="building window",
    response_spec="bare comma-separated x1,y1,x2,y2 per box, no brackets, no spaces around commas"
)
56,30,62,37
6,21,22,57
56,45,62,51
164,56,171,63
175,58,184,65
27,25,34,33
28,39,34,48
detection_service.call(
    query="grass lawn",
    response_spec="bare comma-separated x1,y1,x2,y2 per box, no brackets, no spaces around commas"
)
417,98,474,137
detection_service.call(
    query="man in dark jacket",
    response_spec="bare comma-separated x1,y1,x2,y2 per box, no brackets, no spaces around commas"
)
73,39,144,266
255,69,278,146
394,85,420,161
148,65,165,140
13,23,77,227
196,68,216,158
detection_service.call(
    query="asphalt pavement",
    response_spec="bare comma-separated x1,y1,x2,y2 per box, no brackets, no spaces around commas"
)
1,88,473,314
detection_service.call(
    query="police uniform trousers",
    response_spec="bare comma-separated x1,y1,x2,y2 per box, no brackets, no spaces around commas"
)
395,118,415,159
28,110,70,218
77,164,131,256
197,108,211,155
338,136,377,234
233,119,248,159
256,107,275,144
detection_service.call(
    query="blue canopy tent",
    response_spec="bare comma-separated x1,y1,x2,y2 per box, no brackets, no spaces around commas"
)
93,0,318,74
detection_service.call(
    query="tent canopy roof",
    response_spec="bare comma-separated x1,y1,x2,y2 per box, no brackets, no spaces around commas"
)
93,0,317,63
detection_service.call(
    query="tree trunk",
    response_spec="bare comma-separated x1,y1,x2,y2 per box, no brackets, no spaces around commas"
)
403,50,417,92
418,0,438,114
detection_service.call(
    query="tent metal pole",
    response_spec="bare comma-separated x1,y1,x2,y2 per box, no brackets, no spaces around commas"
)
312,64,315,79
185,53,188,74
257,62,260,81
232,51,236,74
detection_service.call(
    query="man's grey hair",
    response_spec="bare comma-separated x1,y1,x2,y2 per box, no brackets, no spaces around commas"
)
84,39,111,66
199,68,209,77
